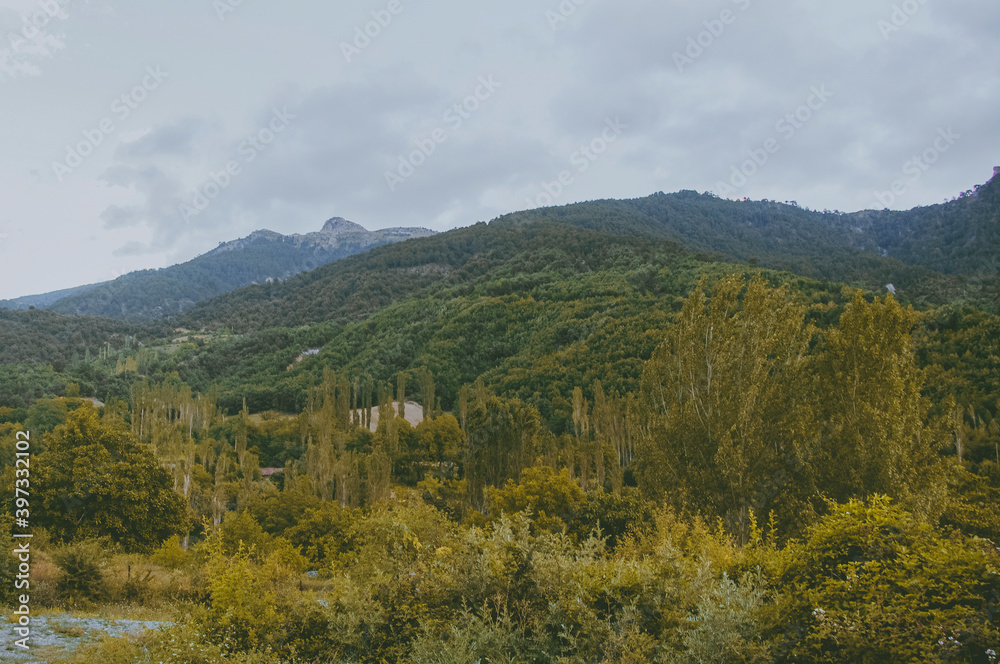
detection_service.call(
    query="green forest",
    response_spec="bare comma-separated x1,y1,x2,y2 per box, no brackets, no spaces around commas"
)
2,192,1000,664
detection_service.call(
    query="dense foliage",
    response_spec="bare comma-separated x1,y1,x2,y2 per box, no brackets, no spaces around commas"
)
178,181,1000,333
34,407,187,552
1,185,999,663
0,308,147,367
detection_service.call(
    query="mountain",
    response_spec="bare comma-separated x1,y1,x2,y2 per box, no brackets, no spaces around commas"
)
0,281,108,311
4,177,999,430
826,170,1000,276
12,219,435,320
181,175,1000,334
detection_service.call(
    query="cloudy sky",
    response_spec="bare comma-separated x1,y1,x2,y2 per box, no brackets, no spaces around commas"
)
1,0,998,299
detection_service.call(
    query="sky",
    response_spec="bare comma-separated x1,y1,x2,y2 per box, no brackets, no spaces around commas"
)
0,0,998,300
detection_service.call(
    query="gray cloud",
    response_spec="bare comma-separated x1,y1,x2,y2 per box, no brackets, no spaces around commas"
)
1,0,998,299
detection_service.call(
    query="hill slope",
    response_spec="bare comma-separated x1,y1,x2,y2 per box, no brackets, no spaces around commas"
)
0,281,109,311
0,309,146,367
181,180,1000,333
17,219,435,320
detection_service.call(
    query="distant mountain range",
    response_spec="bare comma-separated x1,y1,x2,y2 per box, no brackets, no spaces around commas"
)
0,282,112,311
0,218,435,320
2,172,999,417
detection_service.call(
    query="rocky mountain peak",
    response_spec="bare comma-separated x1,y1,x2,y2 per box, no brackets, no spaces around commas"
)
321,217,368,235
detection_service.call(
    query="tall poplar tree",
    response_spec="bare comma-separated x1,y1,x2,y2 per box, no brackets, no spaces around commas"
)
636,275,818,540
815,291,943,511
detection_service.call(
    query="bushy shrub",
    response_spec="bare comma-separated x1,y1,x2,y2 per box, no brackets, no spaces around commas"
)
283,502,354,567
218,510,273,560
151,534,190,570
768,496,1000,664
202,547,280,652
488,465,586,533
571,489,655,548
51,539,107,605
672,571,771,664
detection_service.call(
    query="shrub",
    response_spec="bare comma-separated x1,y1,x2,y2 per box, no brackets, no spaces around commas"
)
151,534,190,570
51,539,107,605
201,547,280,652
571,489,655,548
218,510,273,560
769,496,1000,664
488,466,585,533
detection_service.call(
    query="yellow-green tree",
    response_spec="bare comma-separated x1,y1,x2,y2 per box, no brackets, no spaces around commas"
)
635,275,818,540
488,466,585,533
815,291,943,511
465,395,541,511
769,496,1000,663
35,407,186,552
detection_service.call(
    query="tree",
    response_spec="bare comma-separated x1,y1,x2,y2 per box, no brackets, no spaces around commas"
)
415,413,465,463
420,368,436,421
815,291,943,511
489,466,585,533
397,371,407,419
635,275,818,540
35,407,186,552
465,395,541,511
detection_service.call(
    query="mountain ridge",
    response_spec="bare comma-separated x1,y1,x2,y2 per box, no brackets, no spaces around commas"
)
178,175,1000,332
0,218,436,320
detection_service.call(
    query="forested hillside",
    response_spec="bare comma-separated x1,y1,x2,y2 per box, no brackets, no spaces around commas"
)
3,275,999,664
180,181,1000,334
2,186,999,664
836,171,1000,275
0,281,107,311
0,309,147,367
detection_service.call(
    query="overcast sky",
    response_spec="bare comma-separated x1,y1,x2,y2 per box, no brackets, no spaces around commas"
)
1,0,998,299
